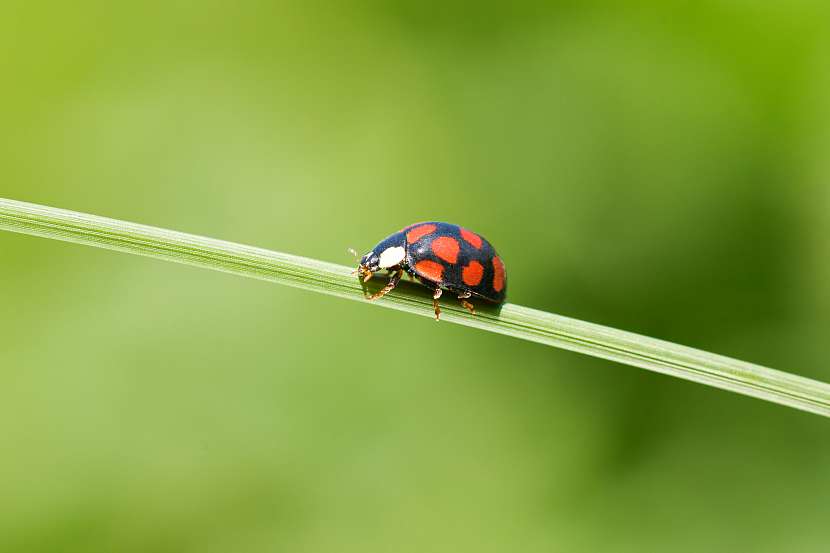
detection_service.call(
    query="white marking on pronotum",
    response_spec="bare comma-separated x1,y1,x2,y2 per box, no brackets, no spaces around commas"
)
378,246,405,268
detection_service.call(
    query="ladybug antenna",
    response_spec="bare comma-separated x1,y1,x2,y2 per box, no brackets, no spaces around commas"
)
348,247,361,276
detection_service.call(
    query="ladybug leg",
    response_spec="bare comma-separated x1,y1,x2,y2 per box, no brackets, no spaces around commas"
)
368,268,403,301
432,287,443,321
457,291,475,315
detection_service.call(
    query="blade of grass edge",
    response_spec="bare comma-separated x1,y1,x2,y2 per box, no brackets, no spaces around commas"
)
2,197,829,417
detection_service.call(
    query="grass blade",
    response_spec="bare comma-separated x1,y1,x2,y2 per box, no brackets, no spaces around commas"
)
2,197,829,417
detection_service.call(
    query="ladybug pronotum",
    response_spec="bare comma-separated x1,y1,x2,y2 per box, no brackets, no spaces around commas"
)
356,222,506,320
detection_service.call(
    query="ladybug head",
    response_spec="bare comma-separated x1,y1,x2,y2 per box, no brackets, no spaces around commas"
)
357,250,380,282
356,234,407,282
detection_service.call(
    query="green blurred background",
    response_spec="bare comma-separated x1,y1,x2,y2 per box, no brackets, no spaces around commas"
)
2,2,829,551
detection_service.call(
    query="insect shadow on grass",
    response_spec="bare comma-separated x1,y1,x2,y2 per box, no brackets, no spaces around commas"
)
358,271,505,318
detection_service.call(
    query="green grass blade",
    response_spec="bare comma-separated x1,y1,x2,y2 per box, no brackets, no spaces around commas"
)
2,197,829,417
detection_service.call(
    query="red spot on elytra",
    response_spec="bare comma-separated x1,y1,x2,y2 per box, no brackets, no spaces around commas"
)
415,260,444,283
462,260,484,286
460,228,482,249
406,224,437,244
431,236,460,264
401,221,428,232
492,256,505,292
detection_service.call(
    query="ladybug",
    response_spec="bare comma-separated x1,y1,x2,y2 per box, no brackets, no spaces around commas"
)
356,222,506,320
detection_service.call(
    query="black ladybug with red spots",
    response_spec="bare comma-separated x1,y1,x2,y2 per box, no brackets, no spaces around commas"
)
356,222,506,320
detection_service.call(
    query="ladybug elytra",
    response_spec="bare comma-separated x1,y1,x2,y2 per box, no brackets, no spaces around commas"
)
356,222,506,320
